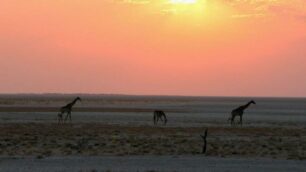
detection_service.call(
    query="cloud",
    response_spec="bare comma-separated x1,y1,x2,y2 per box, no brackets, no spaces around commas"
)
113,0,151,4
231,13,265,19
110,0,306,20
225,0,306,20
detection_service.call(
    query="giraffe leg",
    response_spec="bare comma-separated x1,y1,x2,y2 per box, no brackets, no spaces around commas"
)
64,112,67,122
163,115,167,125
160,116,165,124
61,113,64,124
64,112,69,123
58,113,62,124
240,115,243,126
231,116,235,126
68,112,72,122
230,113,235,126
227,117,232,123
160,117,164,122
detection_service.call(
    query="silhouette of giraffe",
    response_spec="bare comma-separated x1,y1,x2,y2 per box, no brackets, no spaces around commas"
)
58,97,81,123
153,110,167,125
228,100,256,126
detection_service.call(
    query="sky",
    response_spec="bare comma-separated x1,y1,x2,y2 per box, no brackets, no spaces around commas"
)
0,0,305,97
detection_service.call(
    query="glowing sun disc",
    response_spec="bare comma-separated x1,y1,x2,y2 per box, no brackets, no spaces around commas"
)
170,0,197,4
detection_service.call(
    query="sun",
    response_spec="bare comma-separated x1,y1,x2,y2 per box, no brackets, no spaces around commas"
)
170,0,197,4
166,0,205,18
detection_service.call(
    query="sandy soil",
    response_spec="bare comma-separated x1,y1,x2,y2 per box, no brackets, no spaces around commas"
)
0,123,305,160
1,155,306,172
0,95,305,171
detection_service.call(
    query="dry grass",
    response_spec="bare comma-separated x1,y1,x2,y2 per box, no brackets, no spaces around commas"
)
0,123,305,160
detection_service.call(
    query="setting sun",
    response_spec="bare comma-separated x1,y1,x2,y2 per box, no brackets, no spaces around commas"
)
170,0,197,4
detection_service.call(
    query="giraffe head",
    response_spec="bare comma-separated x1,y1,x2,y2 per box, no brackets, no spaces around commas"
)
250,100,256,104
76,97,82,102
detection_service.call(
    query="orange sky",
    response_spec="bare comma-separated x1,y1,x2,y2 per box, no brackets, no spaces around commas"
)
0,0,305,97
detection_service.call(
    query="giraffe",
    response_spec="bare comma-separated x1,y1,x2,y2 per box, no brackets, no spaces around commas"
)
153,110,168,125
58,97,81,124
228,100,256,126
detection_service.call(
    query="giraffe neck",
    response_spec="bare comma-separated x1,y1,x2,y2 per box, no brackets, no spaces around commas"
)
241,101,252,110
70,98,79,107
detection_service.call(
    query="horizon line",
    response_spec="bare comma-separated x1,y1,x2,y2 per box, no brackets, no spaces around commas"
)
0,92,305,99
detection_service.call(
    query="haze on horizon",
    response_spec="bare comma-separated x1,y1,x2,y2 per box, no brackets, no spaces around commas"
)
0,0,305,97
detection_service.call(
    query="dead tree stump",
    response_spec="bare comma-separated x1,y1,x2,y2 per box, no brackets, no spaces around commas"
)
200,129,208,154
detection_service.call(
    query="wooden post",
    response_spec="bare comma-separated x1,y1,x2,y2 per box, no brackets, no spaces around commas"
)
200,129,208,154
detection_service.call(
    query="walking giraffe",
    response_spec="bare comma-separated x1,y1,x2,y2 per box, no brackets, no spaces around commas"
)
228,100,256,126
153,110,168,125
58,97,81,124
